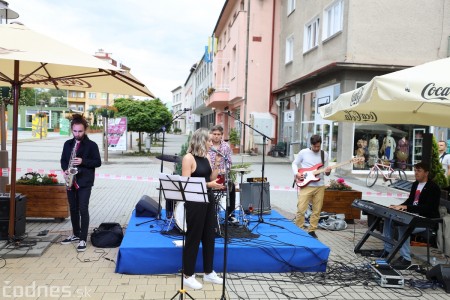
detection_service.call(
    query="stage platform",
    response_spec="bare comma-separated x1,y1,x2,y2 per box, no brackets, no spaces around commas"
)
115,209,330,275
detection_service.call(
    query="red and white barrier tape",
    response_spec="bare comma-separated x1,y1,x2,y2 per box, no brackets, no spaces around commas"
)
1,167,408,198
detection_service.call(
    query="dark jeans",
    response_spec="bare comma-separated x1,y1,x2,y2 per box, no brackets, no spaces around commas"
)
183,195,216,276
66,186,92,241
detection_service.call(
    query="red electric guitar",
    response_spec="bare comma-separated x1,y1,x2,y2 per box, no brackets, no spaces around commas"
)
296,157,364,188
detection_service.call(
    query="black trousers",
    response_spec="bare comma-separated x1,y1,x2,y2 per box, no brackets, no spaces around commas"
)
226,184,236,218
183,195,216,276
66,186,92,241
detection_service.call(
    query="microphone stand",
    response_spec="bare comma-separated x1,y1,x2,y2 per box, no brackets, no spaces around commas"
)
219,153,230,300
225,111,284,232
136,110,188,226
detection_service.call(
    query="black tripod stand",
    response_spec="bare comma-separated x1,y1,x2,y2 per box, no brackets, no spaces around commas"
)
225,111,284,232
136,110,188,227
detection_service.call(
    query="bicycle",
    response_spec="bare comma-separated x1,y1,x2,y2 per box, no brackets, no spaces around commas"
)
366,158,407,187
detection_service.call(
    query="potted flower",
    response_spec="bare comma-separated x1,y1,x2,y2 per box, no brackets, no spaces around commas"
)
323,177,362,223
35,111,47,118
96,105,118,118
7,172,69,221
229,128,240,154
326,178,353,191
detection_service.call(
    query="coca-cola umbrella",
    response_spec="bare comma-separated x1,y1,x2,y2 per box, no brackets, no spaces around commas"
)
0,23,154,238
319,57,450,127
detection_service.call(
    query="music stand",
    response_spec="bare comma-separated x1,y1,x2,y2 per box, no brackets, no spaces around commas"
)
159,173,208,300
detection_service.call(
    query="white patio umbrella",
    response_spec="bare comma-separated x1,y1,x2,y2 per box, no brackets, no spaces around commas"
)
0,24,154,238
319,57,450,127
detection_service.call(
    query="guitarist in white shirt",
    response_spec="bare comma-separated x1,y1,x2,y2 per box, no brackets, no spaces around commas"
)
291,135,331,239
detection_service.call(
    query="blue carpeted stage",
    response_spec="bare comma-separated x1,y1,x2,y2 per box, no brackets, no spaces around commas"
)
115,209,330,275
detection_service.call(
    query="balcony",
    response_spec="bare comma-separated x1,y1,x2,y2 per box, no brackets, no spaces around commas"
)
205,87,230,108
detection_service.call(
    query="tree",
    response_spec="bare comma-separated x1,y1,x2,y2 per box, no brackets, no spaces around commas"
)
114,98,172,152
430,136,449,189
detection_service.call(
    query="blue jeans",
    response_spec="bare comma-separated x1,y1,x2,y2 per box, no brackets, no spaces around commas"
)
67,187,92,241
383,218,425,261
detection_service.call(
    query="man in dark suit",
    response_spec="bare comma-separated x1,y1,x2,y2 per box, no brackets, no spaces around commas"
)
382,162,440,269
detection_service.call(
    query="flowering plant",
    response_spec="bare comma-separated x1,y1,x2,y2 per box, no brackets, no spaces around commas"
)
327,178,352,191
96,105,118,118
36,112,47,118
16,172,61,185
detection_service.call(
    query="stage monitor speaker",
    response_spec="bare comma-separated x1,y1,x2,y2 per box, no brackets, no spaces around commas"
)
240,182,271,214
426,264,450,293
135,195,159,217
0,193,27,240
421,133,433,165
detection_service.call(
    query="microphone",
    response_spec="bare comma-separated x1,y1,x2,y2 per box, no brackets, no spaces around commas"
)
210,146,225,157
183,108,192,111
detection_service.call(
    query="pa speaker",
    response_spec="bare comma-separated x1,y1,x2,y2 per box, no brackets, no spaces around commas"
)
135,195,159,217
240,182,271,214
421,133,433,165
0,193,27,240
426,264,450,293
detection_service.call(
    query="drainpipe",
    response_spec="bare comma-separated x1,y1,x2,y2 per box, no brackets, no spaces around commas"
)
242,0,251,153
268,0,278,145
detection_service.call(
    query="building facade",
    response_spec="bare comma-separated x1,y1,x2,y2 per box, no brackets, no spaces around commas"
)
273,0,450,173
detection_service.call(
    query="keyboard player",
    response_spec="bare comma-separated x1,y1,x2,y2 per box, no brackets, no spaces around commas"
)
382,162,440,269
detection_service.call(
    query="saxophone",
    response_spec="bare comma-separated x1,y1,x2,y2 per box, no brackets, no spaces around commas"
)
66,141,79,189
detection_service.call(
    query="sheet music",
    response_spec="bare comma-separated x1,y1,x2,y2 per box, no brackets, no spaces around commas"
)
159,173,208,203
180,176,208,203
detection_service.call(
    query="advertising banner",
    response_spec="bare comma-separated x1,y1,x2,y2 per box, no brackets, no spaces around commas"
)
32,115,48,138
107,117,127,151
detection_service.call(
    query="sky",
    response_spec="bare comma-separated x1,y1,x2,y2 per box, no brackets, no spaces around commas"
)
8,0,226,104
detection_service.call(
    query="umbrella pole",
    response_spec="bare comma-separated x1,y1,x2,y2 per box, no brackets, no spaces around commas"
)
8,60,20,240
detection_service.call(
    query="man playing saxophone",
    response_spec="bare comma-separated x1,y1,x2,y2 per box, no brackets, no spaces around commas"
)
60,114,101,252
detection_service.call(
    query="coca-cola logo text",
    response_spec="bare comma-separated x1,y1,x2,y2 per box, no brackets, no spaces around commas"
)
343,110,378,122
421,83,450,101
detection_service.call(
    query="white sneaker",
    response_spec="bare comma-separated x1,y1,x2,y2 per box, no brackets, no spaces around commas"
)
183,275,202,289
203,271,222,284
77,240,87,252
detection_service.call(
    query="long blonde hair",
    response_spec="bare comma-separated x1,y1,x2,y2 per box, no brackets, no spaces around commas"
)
187,128,209,157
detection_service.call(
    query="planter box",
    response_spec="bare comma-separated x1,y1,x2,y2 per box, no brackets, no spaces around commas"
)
7,184,69,221
322,190,362,223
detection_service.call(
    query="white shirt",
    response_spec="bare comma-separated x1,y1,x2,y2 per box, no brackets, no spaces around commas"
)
291,148,328,187
440,153,450,176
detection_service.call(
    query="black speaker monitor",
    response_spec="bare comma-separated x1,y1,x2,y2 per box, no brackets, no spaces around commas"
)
240,182,271,214
426,264,450,293
0,193,27,240
135,195,159,217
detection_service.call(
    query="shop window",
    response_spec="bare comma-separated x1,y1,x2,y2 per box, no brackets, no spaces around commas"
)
353,124,426,171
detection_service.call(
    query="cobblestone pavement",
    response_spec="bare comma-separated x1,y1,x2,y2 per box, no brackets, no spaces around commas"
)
0,131,448,299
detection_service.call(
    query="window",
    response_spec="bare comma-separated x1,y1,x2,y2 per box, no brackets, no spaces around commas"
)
304,18,320,53
71,91,77,97
323,0,343,40
78,105,84,112
88,92,96,99
287,0,295,15
101,93,108,100
285,35,294,64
